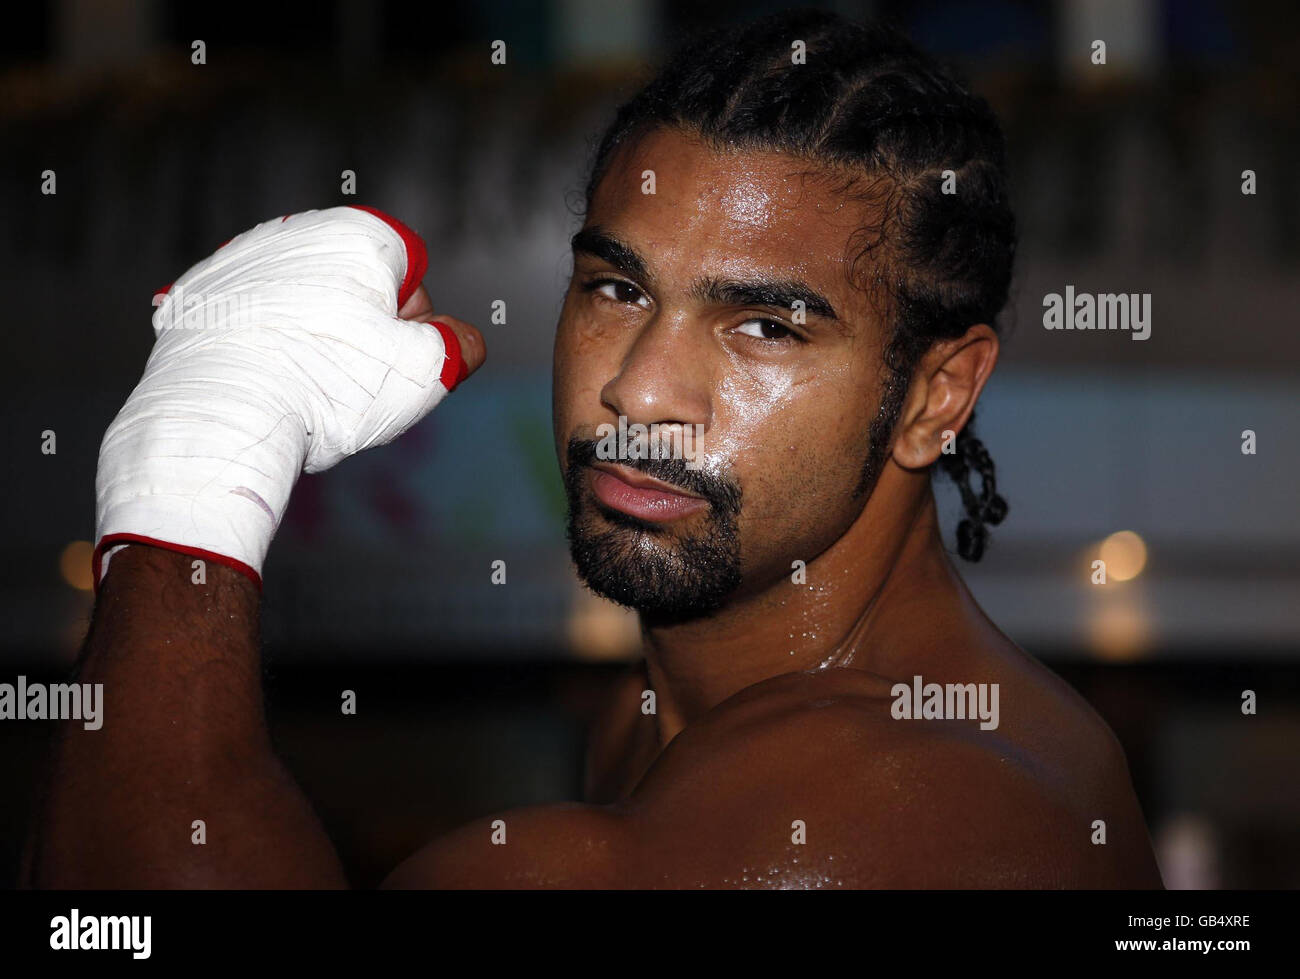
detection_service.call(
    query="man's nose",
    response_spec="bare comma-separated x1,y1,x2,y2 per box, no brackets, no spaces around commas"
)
599,313,711,430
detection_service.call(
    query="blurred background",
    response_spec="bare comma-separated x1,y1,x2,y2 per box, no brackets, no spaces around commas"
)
1,0,1297,888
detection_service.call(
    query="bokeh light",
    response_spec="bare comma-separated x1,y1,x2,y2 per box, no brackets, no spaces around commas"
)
59,540,94,591
1098,530,1148,582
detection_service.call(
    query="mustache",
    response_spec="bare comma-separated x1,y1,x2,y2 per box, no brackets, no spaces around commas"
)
566,435,742,515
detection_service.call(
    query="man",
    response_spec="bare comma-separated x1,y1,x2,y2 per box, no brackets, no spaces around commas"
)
27,11,1162,888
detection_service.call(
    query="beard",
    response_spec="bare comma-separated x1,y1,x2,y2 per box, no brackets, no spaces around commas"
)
563,436,744,624
562,384,901,624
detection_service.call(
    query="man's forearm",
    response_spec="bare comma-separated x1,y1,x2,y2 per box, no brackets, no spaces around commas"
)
26,544,347,888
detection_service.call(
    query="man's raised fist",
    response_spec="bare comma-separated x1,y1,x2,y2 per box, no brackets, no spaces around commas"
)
94,206,482,589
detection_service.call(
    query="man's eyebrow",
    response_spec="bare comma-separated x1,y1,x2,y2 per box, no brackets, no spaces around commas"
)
570,226,649,281
571,226,846,330
692,276,841,324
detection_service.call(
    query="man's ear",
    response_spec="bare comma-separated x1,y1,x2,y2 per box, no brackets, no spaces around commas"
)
891,324,999,470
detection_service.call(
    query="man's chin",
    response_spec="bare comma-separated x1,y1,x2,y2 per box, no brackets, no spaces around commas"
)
575,571,732,623
566,517,742,623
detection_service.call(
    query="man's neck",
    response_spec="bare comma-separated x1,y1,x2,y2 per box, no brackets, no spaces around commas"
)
640,468,960,744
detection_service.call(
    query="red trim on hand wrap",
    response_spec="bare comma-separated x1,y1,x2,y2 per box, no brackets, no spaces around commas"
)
431,321,467,391
346,205,429,310
92,534,263,596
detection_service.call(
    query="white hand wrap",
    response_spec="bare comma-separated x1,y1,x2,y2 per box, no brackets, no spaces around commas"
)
94,205,465,589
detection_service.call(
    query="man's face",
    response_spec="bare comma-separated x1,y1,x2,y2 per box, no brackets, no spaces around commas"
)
553,127,893,622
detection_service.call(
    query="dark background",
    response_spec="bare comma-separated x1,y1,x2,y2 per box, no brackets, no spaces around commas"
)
1,0,1298,888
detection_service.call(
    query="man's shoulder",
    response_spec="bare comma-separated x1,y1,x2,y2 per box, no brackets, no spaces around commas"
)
634,666,1160,887
387,662,1162,888
656,666,1059,813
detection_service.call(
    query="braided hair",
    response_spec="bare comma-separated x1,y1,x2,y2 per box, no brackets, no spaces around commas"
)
582,10,1016,560
939,413,1008,561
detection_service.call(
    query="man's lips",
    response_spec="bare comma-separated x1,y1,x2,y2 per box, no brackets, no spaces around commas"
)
587,462,708,523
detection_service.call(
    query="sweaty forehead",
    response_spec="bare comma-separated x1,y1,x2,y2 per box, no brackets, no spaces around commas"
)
589,127,870,289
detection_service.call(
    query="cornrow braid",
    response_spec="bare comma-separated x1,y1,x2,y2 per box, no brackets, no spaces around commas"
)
937,415,1009,562
583,10,1017,561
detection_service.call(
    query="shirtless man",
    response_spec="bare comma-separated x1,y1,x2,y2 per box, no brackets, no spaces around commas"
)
26,11,1162,888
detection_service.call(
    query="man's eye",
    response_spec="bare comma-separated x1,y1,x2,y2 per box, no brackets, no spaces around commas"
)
734,318,797,342
592,279,649,307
